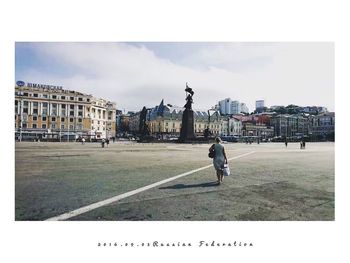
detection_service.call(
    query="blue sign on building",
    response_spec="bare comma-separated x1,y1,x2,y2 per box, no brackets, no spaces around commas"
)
16,81,25,87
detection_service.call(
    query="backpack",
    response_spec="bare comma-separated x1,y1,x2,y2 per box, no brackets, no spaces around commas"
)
208,144,215,158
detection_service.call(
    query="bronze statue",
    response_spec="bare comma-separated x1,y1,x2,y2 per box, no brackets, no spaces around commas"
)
179,82,196,142
184,82,194,110
139,106,150,136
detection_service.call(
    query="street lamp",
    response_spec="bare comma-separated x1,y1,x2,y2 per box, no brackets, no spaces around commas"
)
18,91,24,142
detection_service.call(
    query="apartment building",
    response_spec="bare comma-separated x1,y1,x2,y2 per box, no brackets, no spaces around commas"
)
15,81,116,141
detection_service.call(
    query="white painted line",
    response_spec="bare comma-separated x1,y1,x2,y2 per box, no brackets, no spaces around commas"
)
45,151,255,221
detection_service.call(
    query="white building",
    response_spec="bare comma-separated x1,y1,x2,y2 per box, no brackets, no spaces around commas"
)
218,98,249,115
228,117,242,136
255,100,265,112
240,103,249,114
218,98,232,115
231,100,241,114
220,117,230,136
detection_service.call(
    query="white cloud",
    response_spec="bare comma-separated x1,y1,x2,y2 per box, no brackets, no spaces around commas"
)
18,42,334,112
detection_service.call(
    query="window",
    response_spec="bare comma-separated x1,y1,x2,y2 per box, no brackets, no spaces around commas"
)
70,118,73,122
23,101,28,106
61,117,65,122
52,95,57,99
23,108,28,114
61,96,65,100
43,94,48,98
42,109,48,116
70,97,74,100
33,116,37,121
51,124,56,129
42,124,47,129
78,105,83,110
33,109,38,115
87,98,90,102
22,123,27,128
23,93,28,97
42,116,47,121
33,102,38,107
51,117,56,122
78,111,83,116
78,97,83,101
78,118,82,123
33,93,38,97
61,124,65,129
61,104,66,109
32,124,37,129
70,105,74,109
42,102,48,107
70,111,74,116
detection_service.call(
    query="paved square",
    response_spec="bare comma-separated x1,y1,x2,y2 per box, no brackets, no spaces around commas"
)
15,141,334,220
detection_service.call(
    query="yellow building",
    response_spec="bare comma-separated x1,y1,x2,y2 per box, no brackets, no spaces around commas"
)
128,100,224,138
15,81,116,141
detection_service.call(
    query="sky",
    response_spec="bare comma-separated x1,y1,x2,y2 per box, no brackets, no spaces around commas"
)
15,42,334,112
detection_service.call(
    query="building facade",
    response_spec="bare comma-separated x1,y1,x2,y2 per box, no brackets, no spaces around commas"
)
309,112,335,140
15,81,116,141
242,122,274,139
218,98,249,115
128,100,225,138
270,114,309,139
240,103,249,114
218,98,232,115
255,100,265,113
228,117,242,136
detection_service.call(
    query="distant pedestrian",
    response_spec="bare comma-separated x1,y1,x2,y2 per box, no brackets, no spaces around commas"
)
209,137,228,185
300,140,303,149
302,140,306,149
101,138,105,148
82,137,85,145
285,139,288,147
106,138,110,147
112,137,115,143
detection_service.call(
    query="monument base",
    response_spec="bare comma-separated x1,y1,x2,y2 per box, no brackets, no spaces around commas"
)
179,108,195,142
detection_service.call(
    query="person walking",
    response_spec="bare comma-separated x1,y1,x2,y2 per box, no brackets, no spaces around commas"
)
209,137,228,185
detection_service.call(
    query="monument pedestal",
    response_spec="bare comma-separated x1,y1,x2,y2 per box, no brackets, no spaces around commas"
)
179,109,195,142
